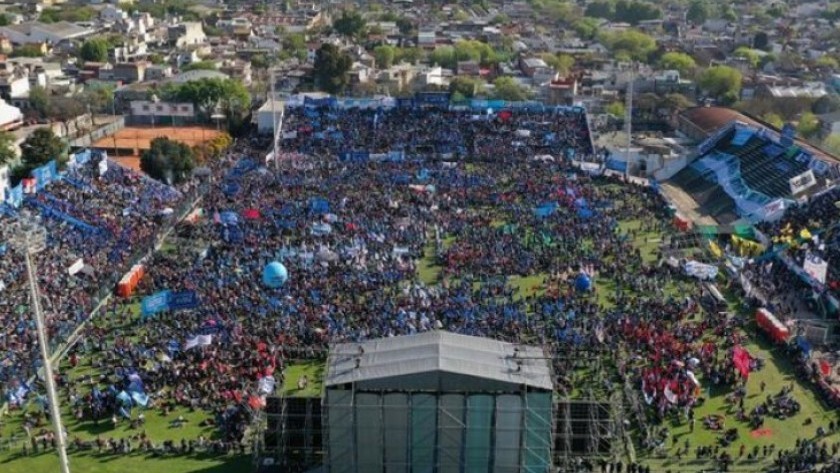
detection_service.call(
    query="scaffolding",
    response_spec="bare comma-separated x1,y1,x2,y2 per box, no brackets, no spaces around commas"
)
550,345,621,470
256,347,327,471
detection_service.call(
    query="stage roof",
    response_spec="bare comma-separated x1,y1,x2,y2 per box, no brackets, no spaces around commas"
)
325,331,552,392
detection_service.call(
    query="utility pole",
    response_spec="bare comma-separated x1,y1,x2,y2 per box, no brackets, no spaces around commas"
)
271,68,283,173
624,63,634,179
8,217,71,473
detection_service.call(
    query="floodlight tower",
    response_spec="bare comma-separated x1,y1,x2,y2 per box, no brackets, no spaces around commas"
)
270,68,284,173
7,215,71,473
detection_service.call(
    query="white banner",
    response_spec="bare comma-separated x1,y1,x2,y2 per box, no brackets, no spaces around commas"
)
68,258,84,276
98,158,108,177
789,169,816,195
803,254,828,284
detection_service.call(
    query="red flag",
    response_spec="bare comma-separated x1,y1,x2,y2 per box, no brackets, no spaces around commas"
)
733,346,751,379
820,360,831,377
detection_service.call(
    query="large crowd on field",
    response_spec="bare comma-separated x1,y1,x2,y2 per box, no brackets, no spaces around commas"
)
0,105,837,472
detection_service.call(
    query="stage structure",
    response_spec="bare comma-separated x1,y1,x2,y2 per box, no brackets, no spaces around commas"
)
550,346,622,468
322,331,554,473
253,347,326,473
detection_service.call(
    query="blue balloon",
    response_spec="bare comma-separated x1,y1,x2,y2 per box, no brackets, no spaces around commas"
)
262,262,289,288
574,273,592,292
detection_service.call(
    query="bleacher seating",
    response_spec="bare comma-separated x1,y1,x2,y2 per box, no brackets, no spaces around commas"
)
669,124,822,223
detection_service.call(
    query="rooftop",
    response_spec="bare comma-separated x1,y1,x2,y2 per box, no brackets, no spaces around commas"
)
326,331,553,392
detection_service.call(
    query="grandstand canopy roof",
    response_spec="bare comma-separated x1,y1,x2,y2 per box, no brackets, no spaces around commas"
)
681,106,840,163
325,331,553,392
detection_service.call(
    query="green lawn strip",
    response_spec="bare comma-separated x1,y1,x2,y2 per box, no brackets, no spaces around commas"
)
641,334,840,472
0,449,250,473
282,361,326,398
416,241,442,286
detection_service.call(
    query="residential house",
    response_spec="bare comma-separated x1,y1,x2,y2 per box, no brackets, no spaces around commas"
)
348,62,374,86
457,60,480,77
546,76,578,106
168,22,206,48
129,100,195,126
100,5,128,23
218,59,252,85
144,65,172,81
377,64,417,93
0,21,93,45
0,62,30,105
519,57,549,78
418,30,436,49
100,62,148,83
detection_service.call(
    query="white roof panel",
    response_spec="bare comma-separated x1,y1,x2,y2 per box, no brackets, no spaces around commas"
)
326,331,553,391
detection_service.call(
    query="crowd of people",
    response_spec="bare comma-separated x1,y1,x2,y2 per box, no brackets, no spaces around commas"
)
0,104,837,472
0,156,187,396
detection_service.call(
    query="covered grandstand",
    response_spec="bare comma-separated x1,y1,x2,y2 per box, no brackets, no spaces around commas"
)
669,107,840,224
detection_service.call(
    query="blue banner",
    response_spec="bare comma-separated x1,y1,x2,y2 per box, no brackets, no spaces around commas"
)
339,151,370,162
8,184,22,208
415,92,451,106
72,150,91,166
397,98,415,109
32,161,56,190
141,290,171,318
168,290,200,311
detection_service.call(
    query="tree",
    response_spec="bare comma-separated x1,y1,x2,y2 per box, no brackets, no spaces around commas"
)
0,14,9,27
660,93,694,114
374,45,396,69
492,77,529,101
813,95,840,115
449,76,485,98
606,101,626,117
762,112,784,129
0,131,16,166
80,38,108,62
697,65,742,102
20,128,67,175
599,29,657,62
686,0,709,25
312,43,352,94
161,78,250,123
333,10,366,39
281,33,307,62
614,0,661,25
753,32,769,51
797,112,820,139
659,52,696,75
733,47,761,69
429,46,456,69
815,55,839,71
182,60,217,71
396,17,415,36
11,44,44,58
140,137,194,185
822,134,840,156
28,86,50,118
584,1,613,19
573,17,600,41
541,53,575,76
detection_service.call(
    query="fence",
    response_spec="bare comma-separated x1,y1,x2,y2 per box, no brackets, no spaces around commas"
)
69,117,126,149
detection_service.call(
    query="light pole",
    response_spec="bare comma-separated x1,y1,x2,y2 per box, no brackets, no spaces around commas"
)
6,215,71,473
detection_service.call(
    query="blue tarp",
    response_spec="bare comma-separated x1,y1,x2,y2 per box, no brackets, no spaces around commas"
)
309,198,330,214
219,211,239,225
